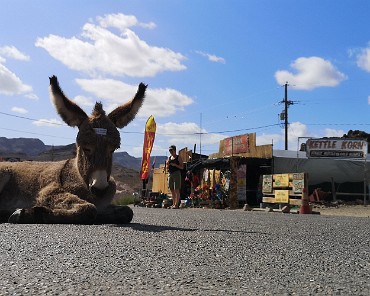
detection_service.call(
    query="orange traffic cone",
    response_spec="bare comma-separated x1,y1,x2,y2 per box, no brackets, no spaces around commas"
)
299,198,311,214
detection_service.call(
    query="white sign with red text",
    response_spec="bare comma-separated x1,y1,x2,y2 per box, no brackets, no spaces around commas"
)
306,138,368,159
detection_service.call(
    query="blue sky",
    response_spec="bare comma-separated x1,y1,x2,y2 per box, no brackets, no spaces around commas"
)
1,1,370,157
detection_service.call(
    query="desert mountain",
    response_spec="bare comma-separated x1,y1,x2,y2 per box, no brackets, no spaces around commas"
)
0,137,166,171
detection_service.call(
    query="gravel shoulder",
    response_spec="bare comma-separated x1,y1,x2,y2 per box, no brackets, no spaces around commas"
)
313,204,370,217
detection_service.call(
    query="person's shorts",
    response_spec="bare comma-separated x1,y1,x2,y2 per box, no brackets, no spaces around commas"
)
168,170,181,191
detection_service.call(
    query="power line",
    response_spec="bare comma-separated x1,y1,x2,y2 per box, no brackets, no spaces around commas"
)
0,127,73,140
0,112,282,136
2,109,370,142
306,123,370,127
205,123,281,134
0,111,66,126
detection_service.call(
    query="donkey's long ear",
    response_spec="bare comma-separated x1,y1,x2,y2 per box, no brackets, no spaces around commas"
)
108,82,147,128
49,75,88,127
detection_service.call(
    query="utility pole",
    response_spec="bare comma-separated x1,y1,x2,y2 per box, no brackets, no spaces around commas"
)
284,83,288,150
199,112,202,157
280,82,295,150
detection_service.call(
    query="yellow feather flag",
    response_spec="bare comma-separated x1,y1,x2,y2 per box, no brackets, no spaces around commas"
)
140,115,156,180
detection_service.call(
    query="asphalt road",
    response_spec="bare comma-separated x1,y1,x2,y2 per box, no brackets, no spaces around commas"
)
0,207,369,295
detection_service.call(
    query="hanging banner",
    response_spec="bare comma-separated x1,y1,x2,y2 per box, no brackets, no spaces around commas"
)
140,115,156,180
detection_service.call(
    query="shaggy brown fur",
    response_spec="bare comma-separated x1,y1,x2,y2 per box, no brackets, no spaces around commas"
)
0,76,147,224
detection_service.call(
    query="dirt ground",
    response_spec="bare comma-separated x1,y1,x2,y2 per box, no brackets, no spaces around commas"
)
313,204,370,217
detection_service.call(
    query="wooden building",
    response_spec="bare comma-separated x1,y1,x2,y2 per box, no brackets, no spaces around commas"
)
151,133,273,208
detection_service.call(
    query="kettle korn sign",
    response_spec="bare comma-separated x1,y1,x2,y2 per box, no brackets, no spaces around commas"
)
306,138,368,159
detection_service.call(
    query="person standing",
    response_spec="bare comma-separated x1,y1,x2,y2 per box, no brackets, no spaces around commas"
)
166,145,184,209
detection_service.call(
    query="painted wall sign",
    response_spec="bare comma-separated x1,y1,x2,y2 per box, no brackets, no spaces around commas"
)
262,175,273,193
223,134,250,155
292,173,305,194
274,190,289,203
306,138,368,159
273,174,289,187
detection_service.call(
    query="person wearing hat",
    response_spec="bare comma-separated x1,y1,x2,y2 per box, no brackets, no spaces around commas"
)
166,145,184,209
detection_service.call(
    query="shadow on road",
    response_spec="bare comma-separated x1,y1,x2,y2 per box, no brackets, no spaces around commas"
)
113,223,270,235
114,223,197,232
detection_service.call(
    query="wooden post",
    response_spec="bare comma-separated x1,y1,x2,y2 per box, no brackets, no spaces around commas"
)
331,177,336,202
364,159,367,206
229,157,239,209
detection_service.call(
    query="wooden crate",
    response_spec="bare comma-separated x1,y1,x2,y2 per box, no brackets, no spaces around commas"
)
152,165,169,194
262,173,307,206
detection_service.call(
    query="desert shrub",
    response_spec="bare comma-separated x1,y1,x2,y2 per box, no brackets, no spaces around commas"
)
113,194,138,205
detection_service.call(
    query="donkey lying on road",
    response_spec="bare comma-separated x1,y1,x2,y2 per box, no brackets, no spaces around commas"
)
0,76,146,224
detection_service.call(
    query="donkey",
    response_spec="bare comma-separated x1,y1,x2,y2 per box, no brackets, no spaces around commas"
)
0,75,146,224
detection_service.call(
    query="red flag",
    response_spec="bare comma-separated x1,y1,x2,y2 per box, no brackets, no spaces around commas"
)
140,115,156,180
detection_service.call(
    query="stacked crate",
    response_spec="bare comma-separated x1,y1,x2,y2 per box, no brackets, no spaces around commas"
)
262,173,308,207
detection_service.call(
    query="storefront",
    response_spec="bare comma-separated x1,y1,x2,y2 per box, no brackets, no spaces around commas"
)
151,132,273,208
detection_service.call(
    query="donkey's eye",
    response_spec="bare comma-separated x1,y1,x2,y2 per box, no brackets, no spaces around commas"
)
83,147,93,155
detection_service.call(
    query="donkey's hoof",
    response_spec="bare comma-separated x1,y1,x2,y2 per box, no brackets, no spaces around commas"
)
117,206,134,224
8,209,23,223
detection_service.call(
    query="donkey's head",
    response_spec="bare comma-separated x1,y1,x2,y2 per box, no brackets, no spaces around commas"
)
49,76,147,195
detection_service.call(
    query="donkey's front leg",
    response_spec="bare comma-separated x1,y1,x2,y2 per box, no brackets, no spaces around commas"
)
95,205,134,224
9,207,53,224
0,168,11,194
8,193,98,224
0,169,12,223
8,204,97,224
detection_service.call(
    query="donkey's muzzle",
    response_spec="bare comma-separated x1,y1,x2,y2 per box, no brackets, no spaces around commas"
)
90,186,109,197
89,170,109,194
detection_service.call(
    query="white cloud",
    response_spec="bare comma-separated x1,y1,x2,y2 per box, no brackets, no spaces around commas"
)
35,13,186,78
257,123,349,152
287,122,309,149
11,106,28,114
0,46,30,61
97,13,138,29
73,95,95,108
196,51,226,64
256,133,281,146
257,122,310,150
0,64,32,95
97,13,156,30
323,128,345,138
131,143,166,158
75,78,193,117
0,46,33,97
25,93,39,100
157,122,225,146
357,47,370,72
139,22,156,30
126,122,225,157
32,118,63,127
275,56,347,90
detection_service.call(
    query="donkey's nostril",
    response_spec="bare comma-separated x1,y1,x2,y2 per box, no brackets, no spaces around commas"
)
89,170,109,190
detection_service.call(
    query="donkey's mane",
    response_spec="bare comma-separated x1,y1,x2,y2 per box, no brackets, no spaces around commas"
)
91,102,106,119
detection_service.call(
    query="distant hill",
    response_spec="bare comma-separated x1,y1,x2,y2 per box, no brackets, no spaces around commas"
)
113,152,167,171
0,137,49,156
0,137,166,171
